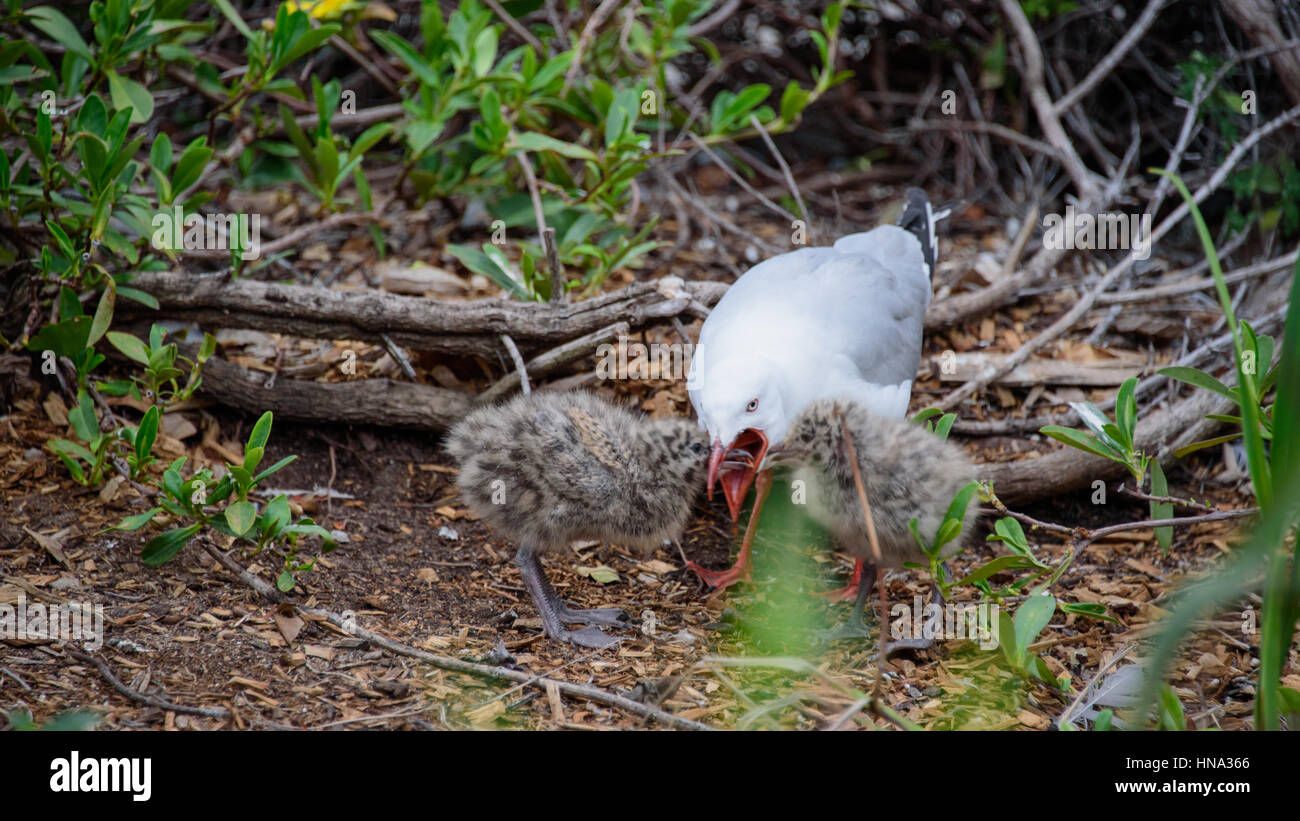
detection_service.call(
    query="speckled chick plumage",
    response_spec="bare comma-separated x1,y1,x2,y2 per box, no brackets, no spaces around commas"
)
780,398,977,568
446,391,710,554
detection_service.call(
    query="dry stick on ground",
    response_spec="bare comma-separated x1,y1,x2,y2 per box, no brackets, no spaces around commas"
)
499,334,530,396
1146,75,1205,220
1097,249,1298,305
926,38,1300,333
479,320,629,403
380,334,417,381
66,649,233,720
908,119,1058,160
749,114,814,243
1114,483,1216,513
936,103,1300,413
196,350,473,430
124,270,727,358
199,543,710,730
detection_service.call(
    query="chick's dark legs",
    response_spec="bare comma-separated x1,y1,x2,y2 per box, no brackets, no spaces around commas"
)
820,563,879,641
514,546,623,649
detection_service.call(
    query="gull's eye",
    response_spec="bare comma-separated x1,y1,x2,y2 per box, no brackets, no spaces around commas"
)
746,398,759,413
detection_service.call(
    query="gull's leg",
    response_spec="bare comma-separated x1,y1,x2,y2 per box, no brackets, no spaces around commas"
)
687,468,772,590
514,546,621,649
814,557,864,602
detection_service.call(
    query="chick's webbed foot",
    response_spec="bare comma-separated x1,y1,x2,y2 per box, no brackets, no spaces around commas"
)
515,545,626,649
558,606,629,627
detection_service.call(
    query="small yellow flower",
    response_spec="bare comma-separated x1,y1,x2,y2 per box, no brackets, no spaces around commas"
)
287,0,353,20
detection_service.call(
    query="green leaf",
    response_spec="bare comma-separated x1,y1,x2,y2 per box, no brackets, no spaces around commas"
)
247,411,273,452
141,524,202,566
1115,376,1137,446
105,69,154,124
1059,601,1119,623
1173,432,1242,459
106,331,150,365
27,6,94,64
87,283,115,348
1040,425,1125,462
110,507,163,532
718,83,770,131
512,132,599,162
472,26,498,77
1150,460,1173,554
370,30,442,87
68,391,98,442
224,500,257,537
276,570,296,592
779,81,810,123
953,555,1037,586
261,494,292,536
1013,590,1056,660
135,406,159,464
209,0,254,41
447,243,529,299
252,454,297,486
990,516,1029,552
1158,366,1238,403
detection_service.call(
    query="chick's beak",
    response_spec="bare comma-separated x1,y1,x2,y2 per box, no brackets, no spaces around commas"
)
708,430,768,520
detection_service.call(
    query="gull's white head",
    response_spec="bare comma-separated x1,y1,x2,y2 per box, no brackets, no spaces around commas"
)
688,354,790,519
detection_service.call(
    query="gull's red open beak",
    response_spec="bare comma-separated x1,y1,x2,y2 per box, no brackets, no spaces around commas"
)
707,429,768,521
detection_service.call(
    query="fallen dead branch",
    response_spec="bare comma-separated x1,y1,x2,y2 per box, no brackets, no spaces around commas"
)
124,271,725,358
197,350,473,430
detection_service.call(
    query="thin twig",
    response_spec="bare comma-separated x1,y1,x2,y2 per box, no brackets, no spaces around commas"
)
479,321,629,403
561,0,621,95
1114,483,1216,513
936,103,1300,411
687,133,797,221
67,649,231,719
908,119,1057,159
749,114,813,242
381,334,418,381
499,334,530,396
482,0,546,54
1054,0,1165,115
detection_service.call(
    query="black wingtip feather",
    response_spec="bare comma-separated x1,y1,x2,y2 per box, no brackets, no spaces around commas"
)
897,187,938,278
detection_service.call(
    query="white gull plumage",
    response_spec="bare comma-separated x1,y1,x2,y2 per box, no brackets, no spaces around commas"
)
685,188,940,588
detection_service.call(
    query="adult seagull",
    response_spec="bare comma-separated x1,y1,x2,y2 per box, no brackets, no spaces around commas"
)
686,188,942,590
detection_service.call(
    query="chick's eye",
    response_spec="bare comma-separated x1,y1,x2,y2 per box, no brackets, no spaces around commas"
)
746,398,759,413
691,442,704,454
